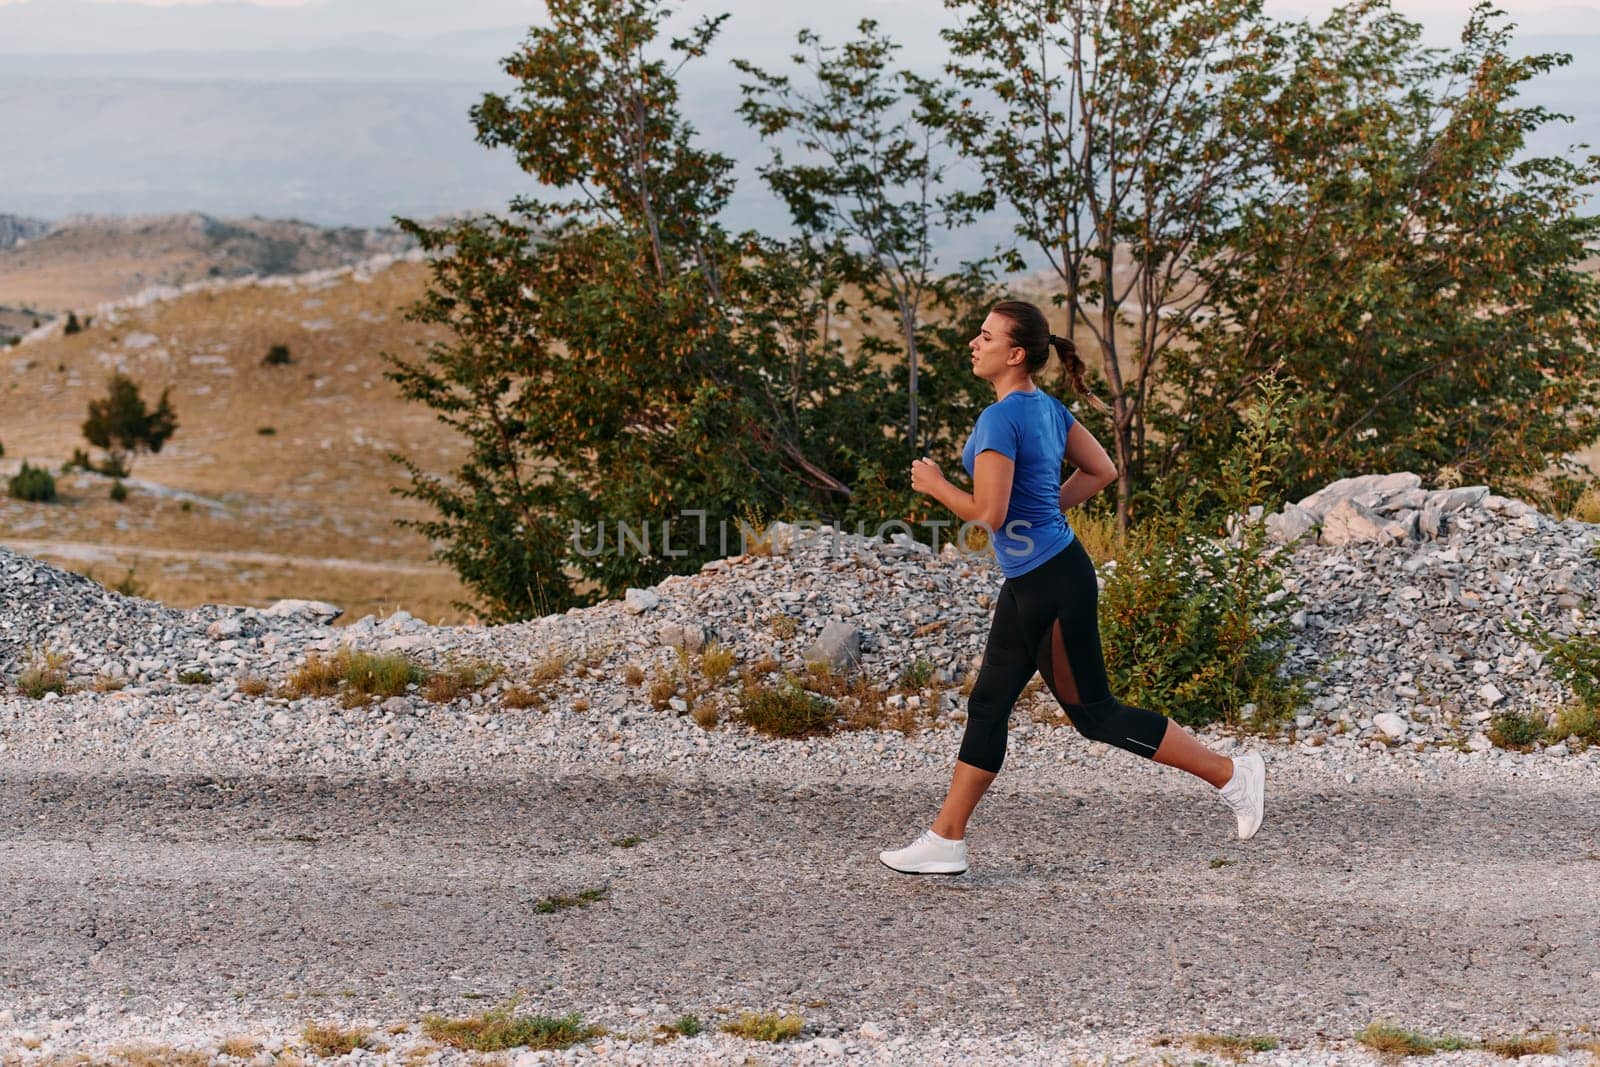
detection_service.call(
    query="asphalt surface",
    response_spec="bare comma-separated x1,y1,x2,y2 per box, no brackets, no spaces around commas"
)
3,768,1598,1041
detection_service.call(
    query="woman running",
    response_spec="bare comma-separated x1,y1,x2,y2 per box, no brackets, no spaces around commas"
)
879,299,1265,876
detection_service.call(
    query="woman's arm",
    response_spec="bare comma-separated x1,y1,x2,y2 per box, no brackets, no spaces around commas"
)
912,452,1014,531
1059,421,1117,511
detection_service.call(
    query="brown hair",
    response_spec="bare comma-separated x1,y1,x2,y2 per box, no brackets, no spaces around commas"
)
990,299,1092,399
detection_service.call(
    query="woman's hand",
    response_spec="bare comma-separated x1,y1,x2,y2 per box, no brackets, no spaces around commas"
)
910,457,948,497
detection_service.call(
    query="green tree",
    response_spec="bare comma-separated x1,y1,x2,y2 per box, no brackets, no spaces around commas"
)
941,0,1287,529
385,0,883,621
1162,2,1600,504
735,20,991,459
81,372,177,477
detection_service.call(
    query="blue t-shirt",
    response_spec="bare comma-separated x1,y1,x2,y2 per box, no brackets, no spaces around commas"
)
961,387,1077,577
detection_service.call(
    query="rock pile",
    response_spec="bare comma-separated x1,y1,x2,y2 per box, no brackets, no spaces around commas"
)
1,472,1596,765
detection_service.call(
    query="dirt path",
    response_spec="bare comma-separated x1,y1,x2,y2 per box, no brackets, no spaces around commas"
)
3,768,1596,1043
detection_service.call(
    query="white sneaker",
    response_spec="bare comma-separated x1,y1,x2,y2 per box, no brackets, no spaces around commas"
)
1219,752,1266,840
878,829,968,875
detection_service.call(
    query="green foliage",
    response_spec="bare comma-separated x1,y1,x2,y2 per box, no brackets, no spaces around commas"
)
1488,709,1546,751
261,343,292,366
1165,2,1600,505
720,1011,804,1043
735,19,993,454
533,888,607,913
1098,381,1301,726
1523,627,1600,710
8,461,57,502
422,1008,598,1052
177,669,213,686
82,372,177,477
385,0,929,621
738,677,836,738
669,1015,702,1037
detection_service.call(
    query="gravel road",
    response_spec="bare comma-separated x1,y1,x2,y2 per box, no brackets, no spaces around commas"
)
4,755,1597,1064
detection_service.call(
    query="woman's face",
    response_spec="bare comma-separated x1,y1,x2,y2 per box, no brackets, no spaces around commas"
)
969,312,1023,381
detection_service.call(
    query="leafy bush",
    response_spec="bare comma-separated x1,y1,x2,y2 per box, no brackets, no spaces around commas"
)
1098,382,1302,727
63,311,81,335
8,461,56,502
1488,710,1546,751
109,479,128,503
261,344,292,366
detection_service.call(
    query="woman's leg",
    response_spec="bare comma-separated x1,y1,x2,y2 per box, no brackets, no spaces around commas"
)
934,584,1037,840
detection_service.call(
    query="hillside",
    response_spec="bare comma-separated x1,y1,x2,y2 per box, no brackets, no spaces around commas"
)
0,212,420,316
0,253,474,622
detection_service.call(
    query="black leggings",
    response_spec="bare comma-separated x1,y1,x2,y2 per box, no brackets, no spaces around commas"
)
958,537,1170,773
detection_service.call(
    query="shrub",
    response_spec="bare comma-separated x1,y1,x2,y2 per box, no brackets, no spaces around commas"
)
769,615,799,639
502,684,544,710
63,311,81,335
623,664,645,686
112,567,147,598
238,675,270,697
343,650,428,698
720,1011,804,1042
1356,1023,1467,1056
666,1015,702,1038
422,659,502,703
301,1022,369,1057
17,647,69,699
109,479,128,503
1488,709,1546,751
0,438,4,457
257,426,277,436
262,344,293,366
1552,703,1599,747
533,888,606,913
1485,1034,1559,1057
738,678,834,738
895,658,935,691
699,643,735,681
421,1008,598,1052
1099,381,1301,727
8,461,56,502
178,669,212,686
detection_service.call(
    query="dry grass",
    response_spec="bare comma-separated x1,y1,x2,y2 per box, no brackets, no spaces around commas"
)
422,658,502,704
699,643,736,682
1485,1034,1560,1057
1356,1023,1475,1055
502,684,544,710
17,646,69,699
284,652,343,698
1567,482,1600,523
1553,702,1600,748
1184,1034,1279,1061
237,674,270,697
530,654,569,685
623,664,645,686
301,1021,370,1057
1071,509,1122,561
692,699,720,729
768,614,799,639
648,672,679,711
284,647,427,702
422,1008,599,1052
103,1044,212,1067
216,1035,260,1059
92,672,128,692
719,1011,804,1043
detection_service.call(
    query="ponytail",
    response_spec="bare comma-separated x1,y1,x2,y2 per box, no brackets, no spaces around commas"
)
990,299,1103,408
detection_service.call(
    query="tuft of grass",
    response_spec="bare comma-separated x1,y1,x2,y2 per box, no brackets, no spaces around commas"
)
1356,1022,1475,1056
112,567,148,598
217,1035,260,1058
109,478,129,503
502,684,544,710
699,643,736,682
1071,508,1122,561
692,700,720,730
301,1021,370,1057
768,615,799,639
17,646,70,699
649,673,679,711
423,658,502,703
534,887,607,914
92,672,128,693
738,677,835,738
422,1008,599,1052
530,653,569,684
104,1044,211,1066
1552,703,1600,748
1186,1034,1278,1061
1488,709,1547,751
178,669,213,686
285,648,428,701
895,658,936,691
624,664,646,686
656,1015,702,1040
238,675,270,697
611,835,643,848
720,1010,804,1043
1209,857,1236,869
1485,1034,1559,1057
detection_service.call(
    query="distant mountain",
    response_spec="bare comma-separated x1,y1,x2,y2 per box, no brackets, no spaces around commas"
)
0,215,51,251
0,212,422,313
